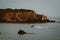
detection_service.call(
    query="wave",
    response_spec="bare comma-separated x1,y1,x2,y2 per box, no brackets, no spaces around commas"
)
31,25,48,28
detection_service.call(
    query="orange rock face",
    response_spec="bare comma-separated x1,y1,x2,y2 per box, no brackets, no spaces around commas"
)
0,8,49,23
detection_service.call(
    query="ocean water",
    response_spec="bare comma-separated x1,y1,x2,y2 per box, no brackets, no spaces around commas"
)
0,17,60,40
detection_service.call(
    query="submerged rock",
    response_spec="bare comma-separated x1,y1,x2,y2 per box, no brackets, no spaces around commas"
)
18,30,27,35
0,32,1,34
31,25,34,28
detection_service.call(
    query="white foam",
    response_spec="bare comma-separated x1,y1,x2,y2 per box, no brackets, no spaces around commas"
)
34,26,48,28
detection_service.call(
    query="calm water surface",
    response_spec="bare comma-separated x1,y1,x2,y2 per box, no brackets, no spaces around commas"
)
0,23,60,40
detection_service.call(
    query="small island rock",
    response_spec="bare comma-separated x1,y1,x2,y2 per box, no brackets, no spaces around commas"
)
18,30,27,35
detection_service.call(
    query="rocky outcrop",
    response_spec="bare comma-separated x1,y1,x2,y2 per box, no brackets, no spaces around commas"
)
0,8,55,23
18,30,27,35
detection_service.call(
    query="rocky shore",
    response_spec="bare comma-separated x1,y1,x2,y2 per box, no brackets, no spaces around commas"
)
0,8,55,23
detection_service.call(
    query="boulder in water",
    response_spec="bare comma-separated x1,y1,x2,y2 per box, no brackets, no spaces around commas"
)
31,25,34,28
0,32,1,34
18,30,27,35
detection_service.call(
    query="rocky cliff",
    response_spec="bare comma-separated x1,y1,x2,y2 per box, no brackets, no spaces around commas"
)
0,8,54,23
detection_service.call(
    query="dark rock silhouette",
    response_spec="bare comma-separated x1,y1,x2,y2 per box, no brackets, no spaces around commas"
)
18,30,27,35
50,20,55,22
18,30,35,35
0,8,55,23
31,25,34,28
0,32,1,34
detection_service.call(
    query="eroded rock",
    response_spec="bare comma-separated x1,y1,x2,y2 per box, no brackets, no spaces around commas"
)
0,8,55,23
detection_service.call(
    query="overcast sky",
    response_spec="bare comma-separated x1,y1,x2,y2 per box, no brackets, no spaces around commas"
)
0,0,60,17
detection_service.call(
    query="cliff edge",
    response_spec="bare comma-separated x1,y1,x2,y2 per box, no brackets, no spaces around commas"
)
0,8,55,23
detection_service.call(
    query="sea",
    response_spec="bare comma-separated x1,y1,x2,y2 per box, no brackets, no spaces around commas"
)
0,17,60,40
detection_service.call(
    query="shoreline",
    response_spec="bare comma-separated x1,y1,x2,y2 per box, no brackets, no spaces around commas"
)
0,22,60,24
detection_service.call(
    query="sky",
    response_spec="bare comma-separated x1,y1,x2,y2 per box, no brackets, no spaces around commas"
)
0,0,60,17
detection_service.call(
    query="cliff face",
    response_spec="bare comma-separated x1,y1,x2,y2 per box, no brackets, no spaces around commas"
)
0,8,49,23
